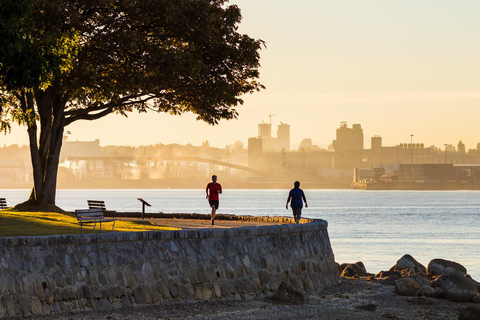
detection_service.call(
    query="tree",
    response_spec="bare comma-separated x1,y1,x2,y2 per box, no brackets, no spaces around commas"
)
0,0,264,208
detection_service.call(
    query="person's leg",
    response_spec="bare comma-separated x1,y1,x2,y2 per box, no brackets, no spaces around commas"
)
292,208,301,223
211,205,216,225
296,208,302,223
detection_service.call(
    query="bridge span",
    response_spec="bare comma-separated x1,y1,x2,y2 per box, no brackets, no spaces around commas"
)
65,156,266,176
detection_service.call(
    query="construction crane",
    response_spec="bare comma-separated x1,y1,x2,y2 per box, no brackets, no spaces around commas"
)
268,113,276,125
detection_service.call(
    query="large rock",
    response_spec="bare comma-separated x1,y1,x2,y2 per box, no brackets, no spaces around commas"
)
419,285,437,297
271,282,307,304
394,277,420,296
442,273,479,302
340,262,367,278
390,254,426,274
376,270,402,286
427,259,467,277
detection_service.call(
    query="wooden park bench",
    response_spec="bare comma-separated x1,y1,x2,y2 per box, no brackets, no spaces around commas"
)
0,198,7,210
87,200,116,214
75,209,116,231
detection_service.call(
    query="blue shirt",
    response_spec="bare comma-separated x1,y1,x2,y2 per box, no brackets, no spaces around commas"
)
288,188,305,209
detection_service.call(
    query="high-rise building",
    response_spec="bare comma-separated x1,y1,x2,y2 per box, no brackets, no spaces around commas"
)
277,122,290,152
258,123,271,139
371,135,382,153
333,122,364,152
332,122,364,169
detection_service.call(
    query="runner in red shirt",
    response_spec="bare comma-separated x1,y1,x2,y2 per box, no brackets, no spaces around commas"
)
206,175,222,225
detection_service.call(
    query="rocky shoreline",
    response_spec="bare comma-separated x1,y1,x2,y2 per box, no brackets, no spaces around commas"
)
24,255,480,320
340,255,480,303
337,254,480,319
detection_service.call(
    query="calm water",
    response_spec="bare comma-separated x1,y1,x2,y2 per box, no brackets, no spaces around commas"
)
2,189,479,280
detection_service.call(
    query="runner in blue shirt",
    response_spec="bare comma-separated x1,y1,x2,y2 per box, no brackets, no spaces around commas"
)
286,181,308,224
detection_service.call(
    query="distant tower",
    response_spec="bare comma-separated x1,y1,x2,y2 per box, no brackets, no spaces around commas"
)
332,122,364,170
258,122,271,139
277,122,290,152
371,135,382,153
457,140,466,154
333,122,364,152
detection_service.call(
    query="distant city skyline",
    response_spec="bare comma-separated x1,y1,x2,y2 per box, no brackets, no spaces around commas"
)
2,0,480,150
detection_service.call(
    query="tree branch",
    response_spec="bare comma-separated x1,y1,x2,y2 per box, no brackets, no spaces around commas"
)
64,94,159,126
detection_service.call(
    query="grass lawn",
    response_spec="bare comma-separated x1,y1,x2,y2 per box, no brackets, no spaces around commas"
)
0,210,179,237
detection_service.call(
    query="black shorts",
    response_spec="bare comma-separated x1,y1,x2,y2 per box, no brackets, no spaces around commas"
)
209,200,219,209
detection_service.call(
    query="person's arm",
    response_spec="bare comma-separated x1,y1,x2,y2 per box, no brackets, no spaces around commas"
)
286,191,292,209
218,184,222,194
302,190,308,208
206,184,209,199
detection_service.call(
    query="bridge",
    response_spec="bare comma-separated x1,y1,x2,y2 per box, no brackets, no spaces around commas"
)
65,156,266,176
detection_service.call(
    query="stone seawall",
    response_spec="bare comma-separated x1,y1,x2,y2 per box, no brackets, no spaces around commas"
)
0,217,339,318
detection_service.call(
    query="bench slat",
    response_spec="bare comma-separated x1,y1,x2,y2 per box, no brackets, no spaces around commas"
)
78,218,116,223
75,208,115,231
0,198,7,210
76,212,104,217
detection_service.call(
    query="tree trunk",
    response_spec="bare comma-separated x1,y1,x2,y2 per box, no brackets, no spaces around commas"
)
25,84,65,207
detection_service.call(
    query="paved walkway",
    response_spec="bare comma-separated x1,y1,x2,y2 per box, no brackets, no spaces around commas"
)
118,217,287,229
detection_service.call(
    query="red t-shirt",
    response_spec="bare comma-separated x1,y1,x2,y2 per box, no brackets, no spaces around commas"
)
206,183,222,200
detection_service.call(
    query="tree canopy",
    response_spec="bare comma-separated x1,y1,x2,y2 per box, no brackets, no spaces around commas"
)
0,0,264,206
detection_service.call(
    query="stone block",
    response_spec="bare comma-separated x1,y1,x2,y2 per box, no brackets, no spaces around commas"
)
151,288,162,303
197,287,213,301
99,298,111,310
168,283,179,299
302,275,314,291
31,298,43,315
21,275,34,295
42,301,51,315
76,298,87,310
121,296,132,309
177,285,191,300
242,256,253,274
80,256,90,267
124,269,136,287
67,274,76,286
45,255,56,268
51,302,62,314
0,299,5,318
18,296,32,317
213,283,222,298
184,268,200,284
80,285,91,299
158,281,171,300
258,270,271,285
64,254,71,268
90,299,101,310
220,282,232,297
98,273,108,286
87,270,98,286
133,286,153,304
225,263,236,279
204,265,217,282
106,269,116,284
76,268,87,282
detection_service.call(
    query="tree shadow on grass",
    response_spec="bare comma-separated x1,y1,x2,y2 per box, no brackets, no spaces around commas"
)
0,213,179,237
0,216,101,237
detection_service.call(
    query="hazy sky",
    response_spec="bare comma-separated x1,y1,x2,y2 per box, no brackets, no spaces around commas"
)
2,0,480,150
